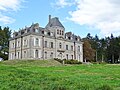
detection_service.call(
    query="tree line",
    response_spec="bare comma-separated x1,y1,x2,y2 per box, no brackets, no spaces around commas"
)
0,26,120,63
83,33,120,63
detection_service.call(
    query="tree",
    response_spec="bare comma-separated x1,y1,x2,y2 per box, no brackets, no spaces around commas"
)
0,26,11,60
83,39,95,62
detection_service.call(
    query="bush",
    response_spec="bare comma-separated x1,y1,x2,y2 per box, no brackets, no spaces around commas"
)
64,59,82,64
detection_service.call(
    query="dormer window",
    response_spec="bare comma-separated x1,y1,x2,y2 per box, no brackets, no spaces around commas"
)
68,37,71,40
48,32,50,36
42,31,44,34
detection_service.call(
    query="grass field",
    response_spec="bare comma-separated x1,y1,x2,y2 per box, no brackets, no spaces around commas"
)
0,60,120,90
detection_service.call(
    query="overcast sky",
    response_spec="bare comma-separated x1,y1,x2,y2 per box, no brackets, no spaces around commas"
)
0,0,120,38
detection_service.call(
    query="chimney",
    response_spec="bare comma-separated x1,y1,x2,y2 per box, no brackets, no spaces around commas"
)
49,15,51,23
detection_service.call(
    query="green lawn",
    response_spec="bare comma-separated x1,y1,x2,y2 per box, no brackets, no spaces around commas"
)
0,60,120,90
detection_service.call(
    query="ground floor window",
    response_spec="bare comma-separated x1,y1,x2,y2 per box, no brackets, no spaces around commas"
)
66,54,68,60
45,52,47,59
35,50,39,58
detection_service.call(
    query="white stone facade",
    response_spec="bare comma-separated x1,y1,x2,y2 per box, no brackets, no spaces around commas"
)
9,15,83,62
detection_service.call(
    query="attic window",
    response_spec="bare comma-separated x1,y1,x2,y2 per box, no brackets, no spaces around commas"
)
68,37,71,40
42,31,44,34
75,38,78,41
48,32,50,36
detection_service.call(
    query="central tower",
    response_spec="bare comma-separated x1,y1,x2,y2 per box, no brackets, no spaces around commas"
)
45,15,65,38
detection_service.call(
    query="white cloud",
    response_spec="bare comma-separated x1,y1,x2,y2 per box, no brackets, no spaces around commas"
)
67,0,120,36
53,0,75,8
0,0,25,24
0,14,15,24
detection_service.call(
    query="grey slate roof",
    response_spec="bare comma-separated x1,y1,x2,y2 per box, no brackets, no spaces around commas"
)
45,17,64,28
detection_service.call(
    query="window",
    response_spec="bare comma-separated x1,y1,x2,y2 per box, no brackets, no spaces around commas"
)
42,31,44,34
36,38,39,46
59,43,62,48
45,41,47,47
17,41,20,47
78,46,80,52
48,32,50,36
71,45,73,51
50,52,53,58
60,30,61,35
24,39,27,47
57,29,59,34
66,45,68,50
12,53,14,59
12,43,14,48
45,52,47,59
24,51,26,58
35,50,39,58
50,42,53,48
68,37,71,40
71,55,73,60
66,54,68,60
18,52,20,59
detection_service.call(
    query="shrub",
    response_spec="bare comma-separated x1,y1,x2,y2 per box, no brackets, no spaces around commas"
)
64,59,82,64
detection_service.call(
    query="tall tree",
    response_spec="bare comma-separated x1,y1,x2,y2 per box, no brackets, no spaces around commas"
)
0,26,11,60
83,39,95,62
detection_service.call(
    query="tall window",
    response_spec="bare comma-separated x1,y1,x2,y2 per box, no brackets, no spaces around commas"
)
45,41,47,47
45,52,47,59
66,54,68,60
78,46,80,52
18,52,20,59
12,43,14,48
71,55,73,60
12,53,14,59
50,52,53,58
17,41,20,47
50,42,53,48
24,39,27,47
60,30,61,35
71,45,73,51
35,50,39,58
59,43,62,48
66,45,68,50
36,38,39,46
24,51,26,58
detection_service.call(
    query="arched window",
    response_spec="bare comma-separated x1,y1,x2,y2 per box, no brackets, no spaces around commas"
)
35,50,39,58
36,38,39,46
59,43,62,48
